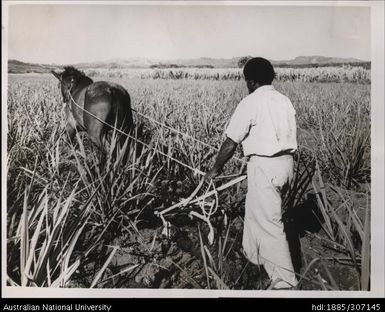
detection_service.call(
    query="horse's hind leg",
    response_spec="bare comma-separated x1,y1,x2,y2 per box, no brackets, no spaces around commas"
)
87,122,108,168
117,129,133,165
88,126,105,152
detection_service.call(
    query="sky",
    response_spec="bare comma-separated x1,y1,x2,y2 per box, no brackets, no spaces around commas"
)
5,3,371,64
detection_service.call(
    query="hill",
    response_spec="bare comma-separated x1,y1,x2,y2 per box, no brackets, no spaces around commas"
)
8,59,59,74
274,55,363,65
8,56,370,74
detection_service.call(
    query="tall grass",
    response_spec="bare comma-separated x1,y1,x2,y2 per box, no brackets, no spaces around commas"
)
6,74,371,289
6,77,180,287
83,66,371,84
311,164,370,290
279,82,370,190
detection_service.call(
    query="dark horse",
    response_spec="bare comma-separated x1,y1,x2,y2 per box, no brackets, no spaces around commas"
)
51,66,134,150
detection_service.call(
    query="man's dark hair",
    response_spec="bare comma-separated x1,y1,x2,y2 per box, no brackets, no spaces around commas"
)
243,57,275,85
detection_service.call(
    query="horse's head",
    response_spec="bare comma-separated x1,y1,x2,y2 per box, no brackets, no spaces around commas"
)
51,66,91,103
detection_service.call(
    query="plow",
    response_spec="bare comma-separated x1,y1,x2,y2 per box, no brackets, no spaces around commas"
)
155,174,247,243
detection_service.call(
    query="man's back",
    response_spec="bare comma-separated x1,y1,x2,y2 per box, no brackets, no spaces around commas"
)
225,85,297,157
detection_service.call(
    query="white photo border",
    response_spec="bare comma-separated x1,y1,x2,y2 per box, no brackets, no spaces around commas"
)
2,0,384,298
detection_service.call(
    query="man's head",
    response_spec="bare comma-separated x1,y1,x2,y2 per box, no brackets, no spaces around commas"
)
243,57,275,93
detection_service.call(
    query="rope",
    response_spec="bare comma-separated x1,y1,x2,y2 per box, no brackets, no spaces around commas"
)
131,108,245,164
68,92,205,176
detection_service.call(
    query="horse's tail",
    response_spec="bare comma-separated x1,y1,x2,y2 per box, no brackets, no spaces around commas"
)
107,87,136,163
106,87,134,133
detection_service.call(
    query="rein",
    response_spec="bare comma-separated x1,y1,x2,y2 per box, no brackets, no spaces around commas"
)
67,89,206,176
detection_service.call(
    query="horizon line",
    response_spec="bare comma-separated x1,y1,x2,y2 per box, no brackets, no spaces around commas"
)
8,55,371,67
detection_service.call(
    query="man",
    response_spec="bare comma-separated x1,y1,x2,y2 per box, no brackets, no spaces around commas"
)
205,57,298,289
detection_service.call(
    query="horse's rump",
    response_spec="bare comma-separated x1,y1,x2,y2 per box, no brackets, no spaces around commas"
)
84,81,134,134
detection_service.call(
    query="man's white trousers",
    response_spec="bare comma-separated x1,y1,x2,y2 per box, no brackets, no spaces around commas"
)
242,154,298,288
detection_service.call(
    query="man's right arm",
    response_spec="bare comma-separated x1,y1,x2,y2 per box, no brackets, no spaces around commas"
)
204,137,238,181
205,99,251,181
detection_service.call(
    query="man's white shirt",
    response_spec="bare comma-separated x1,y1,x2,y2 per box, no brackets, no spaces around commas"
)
225,85,297,157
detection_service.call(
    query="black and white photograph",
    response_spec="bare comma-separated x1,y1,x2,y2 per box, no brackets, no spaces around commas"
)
2,0,384,298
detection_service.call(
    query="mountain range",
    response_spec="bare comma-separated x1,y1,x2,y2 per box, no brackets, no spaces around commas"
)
8,56,370,74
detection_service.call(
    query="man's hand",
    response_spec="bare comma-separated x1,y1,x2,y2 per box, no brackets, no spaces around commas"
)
204,167,220,182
